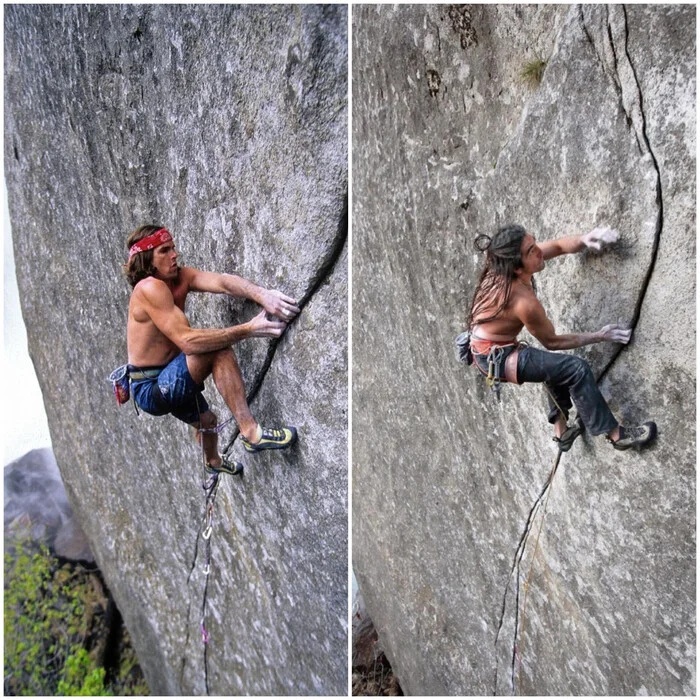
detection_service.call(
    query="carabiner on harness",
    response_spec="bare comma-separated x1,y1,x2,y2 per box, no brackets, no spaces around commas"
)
486,346,504,402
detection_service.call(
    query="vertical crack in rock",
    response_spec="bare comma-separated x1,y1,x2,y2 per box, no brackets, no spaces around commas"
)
494,8,665,693
595,4,664,385
493,453,561,695
223,192,348,453
181,194,347,694
180,509,204,691
578,6,606,74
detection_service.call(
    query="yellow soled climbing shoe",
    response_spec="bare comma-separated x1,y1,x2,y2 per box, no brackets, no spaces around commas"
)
241,426,298,453
608,421,657,451
206,455,244,477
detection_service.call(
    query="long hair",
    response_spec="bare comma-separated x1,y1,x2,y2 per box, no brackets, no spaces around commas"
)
467,224,533,327
123,224,165,288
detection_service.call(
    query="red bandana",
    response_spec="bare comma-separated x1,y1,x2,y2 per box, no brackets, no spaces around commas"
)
128,228,173,260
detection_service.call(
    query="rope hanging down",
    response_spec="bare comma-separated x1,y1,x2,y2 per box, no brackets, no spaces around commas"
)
188,400,241,696
493,384,569,696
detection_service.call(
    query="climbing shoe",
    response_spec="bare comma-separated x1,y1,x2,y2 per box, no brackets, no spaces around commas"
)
241,426,298,453
206,456,244,477
553,417,584,453
607,421,657,451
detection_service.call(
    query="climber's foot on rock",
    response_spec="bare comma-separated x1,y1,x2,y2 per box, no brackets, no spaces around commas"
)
241,426,298,453
553,417,584,453
206,455,244,477
607,421,657,451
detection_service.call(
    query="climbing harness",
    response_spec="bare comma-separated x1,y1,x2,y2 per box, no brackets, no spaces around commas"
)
107,364,162,415
471,341,521,402
484,346,508,401
455,328,520,398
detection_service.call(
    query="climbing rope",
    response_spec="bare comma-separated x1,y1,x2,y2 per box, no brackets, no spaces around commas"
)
198,469,219,695
190,399,240,696
511,386,571,694
513,450,561,694
492,382,569,695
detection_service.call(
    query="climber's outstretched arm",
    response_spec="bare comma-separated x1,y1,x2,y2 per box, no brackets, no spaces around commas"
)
136,276,287,354
540,226,619,260
185,267,300,320
514,292,631,350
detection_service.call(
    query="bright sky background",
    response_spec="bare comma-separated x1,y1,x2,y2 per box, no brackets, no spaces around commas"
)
3,174,52,465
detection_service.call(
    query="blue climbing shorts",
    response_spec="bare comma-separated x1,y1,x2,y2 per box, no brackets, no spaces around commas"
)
130,353,209,425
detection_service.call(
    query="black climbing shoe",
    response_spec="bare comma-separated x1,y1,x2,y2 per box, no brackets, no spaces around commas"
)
206,456,244,477
607,421,657,451
553,418,584,453
241,426,298,453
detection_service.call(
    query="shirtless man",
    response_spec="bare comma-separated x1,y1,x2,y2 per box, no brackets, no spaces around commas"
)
466,223,656,451
124,225,300,475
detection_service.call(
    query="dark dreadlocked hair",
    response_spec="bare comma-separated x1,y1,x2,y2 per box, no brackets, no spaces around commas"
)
467,223,536,327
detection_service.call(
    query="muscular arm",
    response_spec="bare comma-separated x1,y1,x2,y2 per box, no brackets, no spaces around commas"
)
540,226,619,260
187,267,300,319
514,294,630,350
187,268,265,302
138,279,285,355
540,236,585,260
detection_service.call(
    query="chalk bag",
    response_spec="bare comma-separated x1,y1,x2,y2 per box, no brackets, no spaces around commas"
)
109,365,130,406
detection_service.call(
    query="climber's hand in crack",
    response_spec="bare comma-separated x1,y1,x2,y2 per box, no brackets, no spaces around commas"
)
581,226,619,251
598,323,632,344
247,309,288,338
259,289,300,321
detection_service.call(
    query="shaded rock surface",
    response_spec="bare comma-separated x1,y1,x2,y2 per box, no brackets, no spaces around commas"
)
353,4,694,696
352,587,402,696
4,447,94,562
5,5,347,696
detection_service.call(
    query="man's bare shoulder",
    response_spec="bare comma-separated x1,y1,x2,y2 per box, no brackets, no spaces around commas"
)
132,277,173,305
509,283,542,318
133,276,168,293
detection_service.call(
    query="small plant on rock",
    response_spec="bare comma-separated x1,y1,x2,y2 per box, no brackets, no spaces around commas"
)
520,57,548,88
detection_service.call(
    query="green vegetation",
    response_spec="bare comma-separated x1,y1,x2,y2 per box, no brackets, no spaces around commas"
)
520,58,548,88
4,539,149,696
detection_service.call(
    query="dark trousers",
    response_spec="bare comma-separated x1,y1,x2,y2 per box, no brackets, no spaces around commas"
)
475,345,618,436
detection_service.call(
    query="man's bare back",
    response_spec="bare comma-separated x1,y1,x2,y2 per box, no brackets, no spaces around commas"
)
471,233,630,350
464,224,657,451
471,275,531,340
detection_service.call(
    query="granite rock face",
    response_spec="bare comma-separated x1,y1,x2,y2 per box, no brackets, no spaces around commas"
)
5,5,347,695
353,4,694,696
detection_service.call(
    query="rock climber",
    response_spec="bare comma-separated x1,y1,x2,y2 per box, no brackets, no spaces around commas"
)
123,225,300,475
463,223,657,451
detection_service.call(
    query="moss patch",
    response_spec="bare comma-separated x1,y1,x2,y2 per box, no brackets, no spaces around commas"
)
4,538,149,696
